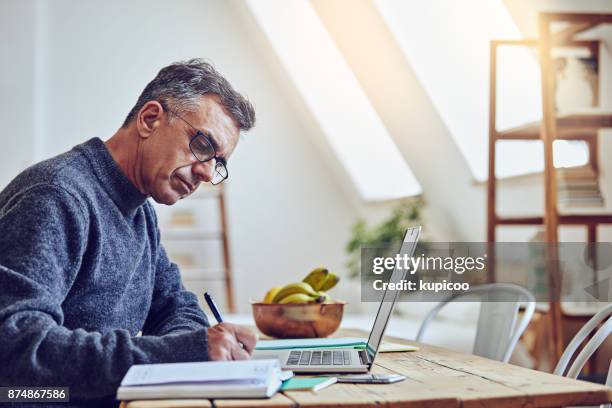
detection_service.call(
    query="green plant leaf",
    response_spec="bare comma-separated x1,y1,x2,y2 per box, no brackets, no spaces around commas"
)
345,198,426,278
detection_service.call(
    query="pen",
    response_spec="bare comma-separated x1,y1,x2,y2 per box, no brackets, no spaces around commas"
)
204,292,245,350
204,292,224,323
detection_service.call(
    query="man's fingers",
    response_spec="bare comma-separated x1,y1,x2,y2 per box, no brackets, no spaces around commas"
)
210,323,258,358
233,326,258,353
230,343,251,360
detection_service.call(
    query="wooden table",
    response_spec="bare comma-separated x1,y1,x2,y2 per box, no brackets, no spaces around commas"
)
121,329,612,408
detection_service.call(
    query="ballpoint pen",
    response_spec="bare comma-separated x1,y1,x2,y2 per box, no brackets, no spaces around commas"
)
204,292,224,323
204,292,245,349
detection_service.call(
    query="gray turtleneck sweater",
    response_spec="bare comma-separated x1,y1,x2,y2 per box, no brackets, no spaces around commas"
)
0,138,210,407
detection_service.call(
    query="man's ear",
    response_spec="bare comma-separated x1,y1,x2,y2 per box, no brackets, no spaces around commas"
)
136,101,164,139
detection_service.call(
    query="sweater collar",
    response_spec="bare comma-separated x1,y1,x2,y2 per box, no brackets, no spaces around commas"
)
79,137,148,214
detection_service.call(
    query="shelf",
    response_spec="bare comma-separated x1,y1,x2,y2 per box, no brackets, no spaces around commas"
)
190,188,222,199
194,183,223,197
183,279,230,312
160,228,224,241
496,112,612,140
496,214,612,226
180,267,226,280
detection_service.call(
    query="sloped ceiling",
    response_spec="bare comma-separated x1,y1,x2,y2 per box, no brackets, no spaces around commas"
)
243,0,422,202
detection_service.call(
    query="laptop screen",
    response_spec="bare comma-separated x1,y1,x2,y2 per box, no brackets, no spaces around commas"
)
365,227,421,366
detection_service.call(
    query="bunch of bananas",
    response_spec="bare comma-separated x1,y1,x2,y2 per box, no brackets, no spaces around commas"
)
262,267,340,304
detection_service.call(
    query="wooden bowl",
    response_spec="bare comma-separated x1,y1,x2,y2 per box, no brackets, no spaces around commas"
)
251,301,346,338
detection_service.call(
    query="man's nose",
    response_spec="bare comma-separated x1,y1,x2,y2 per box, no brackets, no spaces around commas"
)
193,160,215,183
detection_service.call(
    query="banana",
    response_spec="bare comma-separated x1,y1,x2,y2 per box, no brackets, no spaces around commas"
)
318,273,340,291
272,282,319,304
263,287,282,304
278,293,322,304
317,291,332,303
302,267,328,291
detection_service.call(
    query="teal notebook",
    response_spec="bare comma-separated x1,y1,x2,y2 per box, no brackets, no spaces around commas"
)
256,338,419,352
256,337,366,350
281,376,337,392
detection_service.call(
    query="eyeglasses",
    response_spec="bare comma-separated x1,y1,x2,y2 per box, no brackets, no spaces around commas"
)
168,111,228,185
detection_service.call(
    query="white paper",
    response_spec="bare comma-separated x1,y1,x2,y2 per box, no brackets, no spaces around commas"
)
121,359,280,386
280,370,294,381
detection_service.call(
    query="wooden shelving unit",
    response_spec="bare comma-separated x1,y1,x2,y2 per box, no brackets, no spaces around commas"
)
488,13,612,364
155,184,235,313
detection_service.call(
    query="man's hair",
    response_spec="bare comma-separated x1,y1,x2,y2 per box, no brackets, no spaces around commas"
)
122,59,255,130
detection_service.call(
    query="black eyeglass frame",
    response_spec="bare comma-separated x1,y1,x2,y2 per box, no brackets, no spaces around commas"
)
166,108,229,185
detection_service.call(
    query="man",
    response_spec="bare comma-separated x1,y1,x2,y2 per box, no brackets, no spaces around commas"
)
0,59,258,407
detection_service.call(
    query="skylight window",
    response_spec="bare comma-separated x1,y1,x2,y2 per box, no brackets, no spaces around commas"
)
374,0,588,180
245,0,421,201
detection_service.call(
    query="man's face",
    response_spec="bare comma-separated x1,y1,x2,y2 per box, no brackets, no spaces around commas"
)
139,95,240,205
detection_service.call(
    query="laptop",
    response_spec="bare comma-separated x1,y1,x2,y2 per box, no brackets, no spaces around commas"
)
253,227,421,373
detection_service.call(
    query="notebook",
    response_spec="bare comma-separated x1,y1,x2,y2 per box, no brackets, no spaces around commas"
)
256,337,418,353
256,337,366,350
117,359,282,400
281,376,337,392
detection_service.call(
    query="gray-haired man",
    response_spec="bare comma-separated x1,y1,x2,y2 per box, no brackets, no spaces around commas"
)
0,59,257,407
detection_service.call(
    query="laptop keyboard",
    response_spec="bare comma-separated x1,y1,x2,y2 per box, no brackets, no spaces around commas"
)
286,350,352,366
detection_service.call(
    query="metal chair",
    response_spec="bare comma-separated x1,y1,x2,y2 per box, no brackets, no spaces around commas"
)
416,283,536,362
554,303,612,388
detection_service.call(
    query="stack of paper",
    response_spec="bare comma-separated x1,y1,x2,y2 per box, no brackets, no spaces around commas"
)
117,359,282,400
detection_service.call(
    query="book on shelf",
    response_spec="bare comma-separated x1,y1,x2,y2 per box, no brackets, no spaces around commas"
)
557,165,604,208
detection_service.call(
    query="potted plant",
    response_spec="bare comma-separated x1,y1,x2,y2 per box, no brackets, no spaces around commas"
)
346,198,426,279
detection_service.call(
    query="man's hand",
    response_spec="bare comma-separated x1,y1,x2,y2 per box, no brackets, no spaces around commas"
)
207,323,258,361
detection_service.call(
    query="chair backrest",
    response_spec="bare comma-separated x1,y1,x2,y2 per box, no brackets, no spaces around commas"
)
416,283,535,362
554,303,612,384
